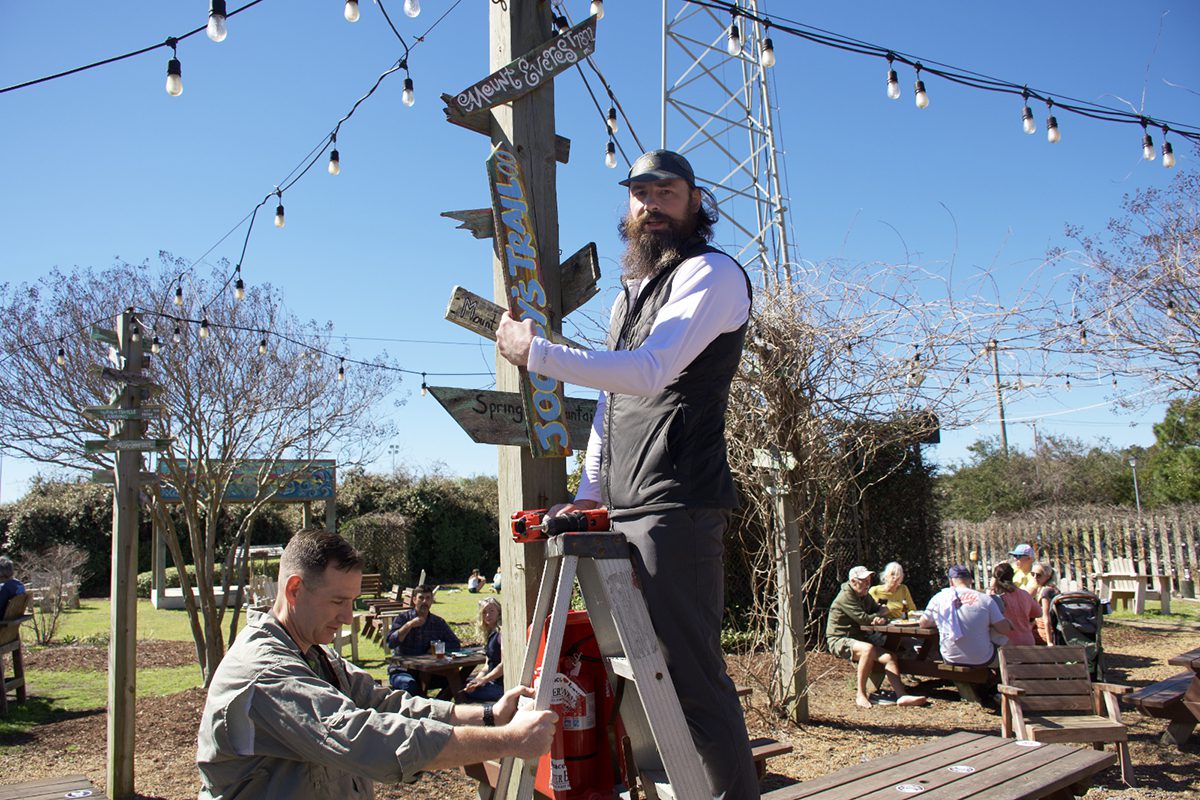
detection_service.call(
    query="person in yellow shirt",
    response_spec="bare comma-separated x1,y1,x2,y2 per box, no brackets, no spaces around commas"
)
1008,544,1038,595
868,562,917,619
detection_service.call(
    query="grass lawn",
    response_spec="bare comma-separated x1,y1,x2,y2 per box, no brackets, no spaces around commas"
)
1107,595,1200,624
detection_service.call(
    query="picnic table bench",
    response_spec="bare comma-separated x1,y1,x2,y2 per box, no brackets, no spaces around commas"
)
1130,645,1200,747
0,774,108,799
761,731,1115,800
861,622,996,704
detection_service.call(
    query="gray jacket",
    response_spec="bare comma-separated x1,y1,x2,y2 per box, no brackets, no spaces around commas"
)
197,610,455,799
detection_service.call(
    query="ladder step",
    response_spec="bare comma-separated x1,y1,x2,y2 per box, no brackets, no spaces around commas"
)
621,770,676,800
608,655,635,682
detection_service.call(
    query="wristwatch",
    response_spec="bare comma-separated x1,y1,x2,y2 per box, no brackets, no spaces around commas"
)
482,703,495,727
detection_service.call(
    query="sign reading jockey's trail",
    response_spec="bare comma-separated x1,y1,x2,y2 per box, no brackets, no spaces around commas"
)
488,144,571,458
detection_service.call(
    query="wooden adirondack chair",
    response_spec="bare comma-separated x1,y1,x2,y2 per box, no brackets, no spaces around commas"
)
998,644,1134,786
1094,556,1171,614
0,593,32,714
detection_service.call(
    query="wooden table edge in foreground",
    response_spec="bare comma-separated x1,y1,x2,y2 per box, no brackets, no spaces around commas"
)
0,773,109,799
759,731,1116,800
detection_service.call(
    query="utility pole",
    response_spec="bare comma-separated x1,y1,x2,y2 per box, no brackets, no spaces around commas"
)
987,339,1009,457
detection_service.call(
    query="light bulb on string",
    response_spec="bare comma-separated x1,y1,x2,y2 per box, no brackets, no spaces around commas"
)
174,283,183,307
151,336,161,354
337,358,346,382
403,0,420,18
165,39,183,97
1065,375,1072,391
605,140,617,169
56,345,66,367
274,191,285,228
207,0,228,42
1162,126,1176,168
328,148,340,174
420,373,428,397
173,324,182,344
258,332,268,355
1141,121,1155,161
344,0,360,23
1079,324,1088,347
886,54,900,100
727,17,742,56
1167,299,1177,319
1045,99,1060,144
1021,90,1035,134
590,0,605,19
553,16,569,35
913,64,928,109
199,318,210,340
402,77,415,107
131,324,141,343
1111,374,1118,390
759,31,776,68
234,277,245,302
606,106,618,134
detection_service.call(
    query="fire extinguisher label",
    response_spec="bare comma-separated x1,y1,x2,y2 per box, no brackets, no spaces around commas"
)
550,758,572,790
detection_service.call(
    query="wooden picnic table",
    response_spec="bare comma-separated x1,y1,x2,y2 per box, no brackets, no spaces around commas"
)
387,648,486,700
761,730,1115,800
1167,645,1200,724
0,773,108,799
861,622,997,704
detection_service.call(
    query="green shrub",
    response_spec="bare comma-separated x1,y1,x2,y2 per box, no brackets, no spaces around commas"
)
135,563,228,598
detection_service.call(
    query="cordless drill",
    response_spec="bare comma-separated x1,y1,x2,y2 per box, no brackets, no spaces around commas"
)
510,507,610,542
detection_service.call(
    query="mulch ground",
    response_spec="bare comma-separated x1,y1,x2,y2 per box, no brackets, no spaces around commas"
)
1,624,1196,798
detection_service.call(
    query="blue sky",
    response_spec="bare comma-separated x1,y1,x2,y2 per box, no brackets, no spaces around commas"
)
1,2,1197,501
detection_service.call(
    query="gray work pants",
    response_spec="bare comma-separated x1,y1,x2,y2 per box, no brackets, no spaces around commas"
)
612,508,759,800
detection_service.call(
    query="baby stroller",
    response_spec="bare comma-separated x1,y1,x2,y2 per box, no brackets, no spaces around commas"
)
1050,591,1104,680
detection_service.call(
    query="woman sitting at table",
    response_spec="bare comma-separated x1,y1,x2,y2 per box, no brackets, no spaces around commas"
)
869,562,917,620
990,562,1041,646
463,597,504,703
1032,565,1059,645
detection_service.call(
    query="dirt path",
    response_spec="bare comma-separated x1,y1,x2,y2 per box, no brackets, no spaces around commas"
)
1,626,1196,798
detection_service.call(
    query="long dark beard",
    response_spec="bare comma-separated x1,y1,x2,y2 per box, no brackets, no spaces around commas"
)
617,211,697,281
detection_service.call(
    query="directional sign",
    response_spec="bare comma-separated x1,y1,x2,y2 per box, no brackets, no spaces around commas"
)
90,326,119,345
96,366,155,386
443,15,597,121
441,208,495,240
752,449,799,471
84,438,172,454
82,405,163,421
445,286,585,349
429,386,596,447
488,144,571,457
559,242,600,315
90,469,159,485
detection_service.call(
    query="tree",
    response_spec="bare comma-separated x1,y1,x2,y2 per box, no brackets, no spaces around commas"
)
1145,396,1200,505
0,256,400,682
1045,160,1199,400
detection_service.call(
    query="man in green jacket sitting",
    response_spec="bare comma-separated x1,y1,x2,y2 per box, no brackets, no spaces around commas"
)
826,565,928,709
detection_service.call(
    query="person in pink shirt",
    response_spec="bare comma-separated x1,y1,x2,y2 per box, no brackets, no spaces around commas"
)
990,562,1042,646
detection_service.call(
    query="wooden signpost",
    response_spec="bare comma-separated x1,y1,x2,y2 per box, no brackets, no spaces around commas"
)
428,386,596,447
83,405,164,421
84,438,172,454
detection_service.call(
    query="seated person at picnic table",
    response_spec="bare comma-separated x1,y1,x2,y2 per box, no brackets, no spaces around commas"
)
868,561,917,620
197,530,556,800
387,584,462,694
463,597,504,703
826,565,928,709
0,556,26,617
1008,543,1038,594
989,562,1041,646
920,564,1012,666
467,569,484,593
1032,564,1059,645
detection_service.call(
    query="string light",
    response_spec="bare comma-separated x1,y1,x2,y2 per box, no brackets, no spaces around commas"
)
1162,125,1176,168
420,372,428,397
258,332,268,355
1078,323,1087,347
606,106,618,134
1111,374,1118,390
207,0,228,43
553,16,569,35
1167,299,1177,319
727,13,742,57
131,324,141,343
165,38,183,97
199,317,210,339
344,0,360,23
1141,120,1155,161
234,274,245,302
590,0,605,20
759,23,776,68
1046,99,1060,144
605,139,616,168
56,344,66,366
402,76,415,107
328,133,341,175
1021,90,1035,134
274,190,285,228
906,351,926,387
174,283,184,307
1065,375,1072,391
173,324,182,344
403,0,420,18
913,64,929,109
337,357,346,382
886,54,900,100
151,335,162,354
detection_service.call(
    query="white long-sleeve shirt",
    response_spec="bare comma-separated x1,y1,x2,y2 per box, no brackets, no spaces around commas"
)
527,250,750,504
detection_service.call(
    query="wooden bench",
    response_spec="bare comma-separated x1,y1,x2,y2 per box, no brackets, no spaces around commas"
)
1094,556,1171,614
0,773,109,799
1128,671,1195,746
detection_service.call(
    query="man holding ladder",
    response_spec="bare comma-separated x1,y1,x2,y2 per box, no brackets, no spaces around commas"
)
498,149,757,799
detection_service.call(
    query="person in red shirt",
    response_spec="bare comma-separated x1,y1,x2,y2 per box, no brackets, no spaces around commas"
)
990,562,1042,646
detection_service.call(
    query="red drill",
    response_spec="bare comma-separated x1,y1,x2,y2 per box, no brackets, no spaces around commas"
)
510,507,610,542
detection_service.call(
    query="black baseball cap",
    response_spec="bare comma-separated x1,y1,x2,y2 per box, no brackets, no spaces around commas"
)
619,149,696,187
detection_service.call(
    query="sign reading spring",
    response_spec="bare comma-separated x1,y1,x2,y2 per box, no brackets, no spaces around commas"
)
488,144,571,458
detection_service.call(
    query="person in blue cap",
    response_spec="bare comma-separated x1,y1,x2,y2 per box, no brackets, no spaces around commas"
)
497,149,757,798
1008,543,1038,595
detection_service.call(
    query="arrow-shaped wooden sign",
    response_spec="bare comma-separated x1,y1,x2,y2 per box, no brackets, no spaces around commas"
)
488,144,571,457
90,468,160,485
84,438,172,454
90,365,155,386
90,325,119,345
429,386,596,447
445,286,586,349
82,405,163,421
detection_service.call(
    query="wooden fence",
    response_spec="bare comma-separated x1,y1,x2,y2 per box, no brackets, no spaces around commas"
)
942,507,1200,596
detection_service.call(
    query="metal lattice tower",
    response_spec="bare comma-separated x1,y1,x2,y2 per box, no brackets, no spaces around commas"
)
661,0,795,291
